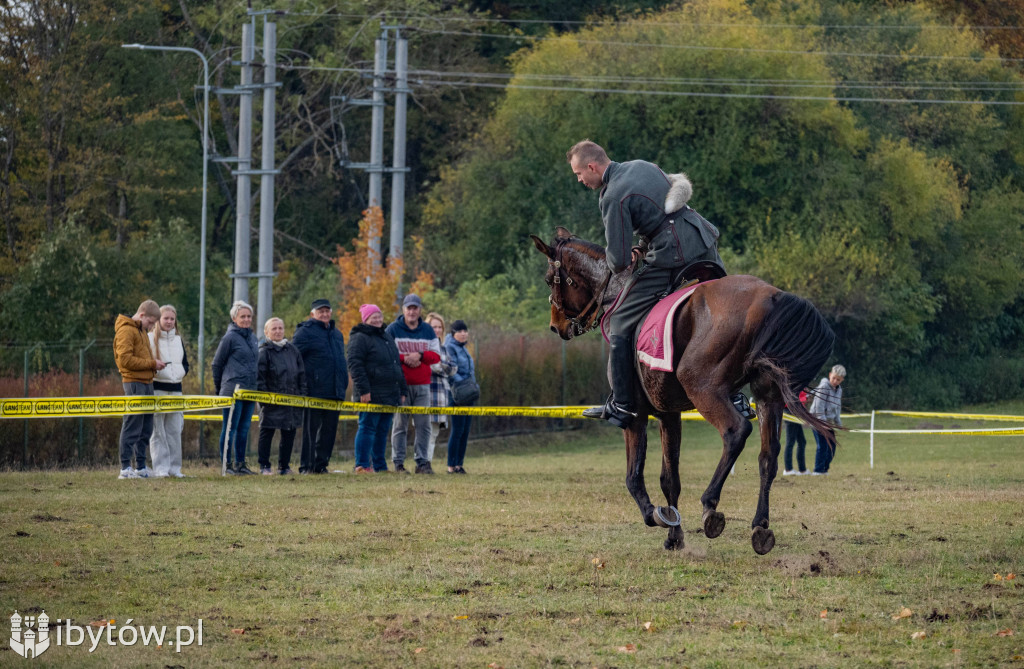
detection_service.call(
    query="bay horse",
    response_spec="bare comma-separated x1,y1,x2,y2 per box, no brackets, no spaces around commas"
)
531,228,837,554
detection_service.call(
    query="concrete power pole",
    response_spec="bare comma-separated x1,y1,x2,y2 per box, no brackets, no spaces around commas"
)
336,26,408,270
232,23,254,304
256,19,277,332
389,33,408,261
368,34,387,260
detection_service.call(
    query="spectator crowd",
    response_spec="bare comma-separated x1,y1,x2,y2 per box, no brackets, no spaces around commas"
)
112,295,478,479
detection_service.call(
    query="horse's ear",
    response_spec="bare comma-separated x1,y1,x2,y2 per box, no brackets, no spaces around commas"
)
530,234,553,258
554,226,573,240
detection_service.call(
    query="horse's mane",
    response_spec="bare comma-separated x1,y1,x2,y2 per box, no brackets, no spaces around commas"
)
557,236,606,263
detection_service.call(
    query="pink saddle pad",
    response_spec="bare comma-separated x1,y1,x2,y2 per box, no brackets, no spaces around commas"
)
636,282,705,371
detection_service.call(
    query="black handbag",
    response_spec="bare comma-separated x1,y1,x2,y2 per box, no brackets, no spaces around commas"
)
452,378,480,406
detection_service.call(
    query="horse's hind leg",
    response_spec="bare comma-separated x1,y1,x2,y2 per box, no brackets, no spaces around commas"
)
691,391,753,540
658,412,684,550
624,415,659,528
751,399,784,555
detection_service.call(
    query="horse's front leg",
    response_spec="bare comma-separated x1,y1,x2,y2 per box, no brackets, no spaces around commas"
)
624,415,658,527
692,393,753,540
751,401,784,555
658,412,684,550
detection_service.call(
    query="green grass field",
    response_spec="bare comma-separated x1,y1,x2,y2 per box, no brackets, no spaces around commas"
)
1,408,1022,667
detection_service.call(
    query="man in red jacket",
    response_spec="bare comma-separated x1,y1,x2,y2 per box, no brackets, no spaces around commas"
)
385,294,441,474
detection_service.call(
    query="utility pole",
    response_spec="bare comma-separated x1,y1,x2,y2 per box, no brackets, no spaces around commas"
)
336,25,410,269
227,13,280,331
233,22,254,304
256,18,277,332
368,32,387,259
389,31,408,261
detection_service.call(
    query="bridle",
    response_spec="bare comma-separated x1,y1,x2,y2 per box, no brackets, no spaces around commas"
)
548,239,613,337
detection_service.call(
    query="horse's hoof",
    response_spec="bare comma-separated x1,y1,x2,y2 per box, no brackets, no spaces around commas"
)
664,534,685,551
752,526,775,555
653,506,681,528
703,509,725,539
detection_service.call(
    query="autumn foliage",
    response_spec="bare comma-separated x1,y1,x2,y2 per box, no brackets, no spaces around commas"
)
334,207,434,335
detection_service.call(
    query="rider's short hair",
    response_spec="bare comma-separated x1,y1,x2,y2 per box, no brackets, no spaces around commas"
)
566,140,609,166
831,364,846,378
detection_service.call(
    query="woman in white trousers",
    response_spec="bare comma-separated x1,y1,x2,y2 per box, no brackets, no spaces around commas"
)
149,305,189,477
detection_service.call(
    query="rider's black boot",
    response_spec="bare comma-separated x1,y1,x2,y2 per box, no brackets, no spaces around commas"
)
582,336,637,429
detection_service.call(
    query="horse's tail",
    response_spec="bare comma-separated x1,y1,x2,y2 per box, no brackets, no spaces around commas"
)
745,291,839,445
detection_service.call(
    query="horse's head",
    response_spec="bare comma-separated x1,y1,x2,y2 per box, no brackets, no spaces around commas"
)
530,227,610,340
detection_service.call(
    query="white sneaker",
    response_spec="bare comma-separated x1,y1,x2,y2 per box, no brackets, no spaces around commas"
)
811,471,828,476
170,472,186,478
782,470,797,476
135,467,152,479
798,470,810,475
118,467,138,479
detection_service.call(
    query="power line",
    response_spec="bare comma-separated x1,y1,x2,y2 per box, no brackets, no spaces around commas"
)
414,78,1024,105
404,67,1024,93
286,11,1024,31
411,27,1024,64
280,64,1024,98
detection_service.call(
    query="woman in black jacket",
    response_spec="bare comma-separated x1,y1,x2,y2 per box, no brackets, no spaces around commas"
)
348,304,407,473
256,317,307,475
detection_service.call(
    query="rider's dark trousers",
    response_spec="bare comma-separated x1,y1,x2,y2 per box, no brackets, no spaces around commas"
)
604,243,723,409
605,266,676,409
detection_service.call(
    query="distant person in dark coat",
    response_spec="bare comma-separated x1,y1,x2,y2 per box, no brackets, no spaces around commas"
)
292,298,348,474
256,317,307,475
782,389,809,476
348,304,408,473
212,300,259,475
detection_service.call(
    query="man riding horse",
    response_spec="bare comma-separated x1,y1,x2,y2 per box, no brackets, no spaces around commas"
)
566,140,750,428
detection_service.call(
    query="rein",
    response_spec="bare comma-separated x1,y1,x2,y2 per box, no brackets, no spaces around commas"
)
549,240,613,337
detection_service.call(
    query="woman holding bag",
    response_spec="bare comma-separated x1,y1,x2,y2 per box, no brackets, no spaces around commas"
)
444,320,478,474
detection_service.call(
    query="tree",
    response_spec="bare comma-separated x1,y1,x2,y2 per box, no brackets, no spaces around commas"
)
420,0,1024,407
334,206,433,336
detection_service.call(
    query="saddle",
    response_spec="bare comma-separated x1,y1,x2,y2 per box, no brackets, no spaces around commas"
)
635,260,727,372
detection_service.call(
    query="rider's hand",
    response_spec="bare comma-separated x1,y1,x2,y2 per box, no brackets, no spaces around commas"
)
630,246,644,264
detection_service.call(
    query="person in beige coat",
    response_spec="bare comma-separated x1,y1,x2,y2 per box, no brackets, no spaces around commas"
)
149,305,189,478
113,299,166,479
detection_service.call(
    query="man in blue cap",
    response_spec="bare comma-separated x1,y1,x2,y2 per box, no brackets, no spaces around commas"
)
386,294,441,474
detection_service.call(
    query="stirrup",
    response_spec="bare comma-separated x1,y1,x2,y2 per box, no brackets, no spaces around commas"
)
732,392,755,420
604,396,637,429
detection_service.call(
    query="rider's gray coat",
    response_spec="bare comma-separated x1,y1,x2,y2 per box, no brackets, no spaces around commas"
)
599,160,720,273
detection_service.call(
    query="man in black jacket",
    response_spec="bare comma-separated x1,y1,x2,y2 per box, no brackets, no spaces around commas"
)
293,298,348,473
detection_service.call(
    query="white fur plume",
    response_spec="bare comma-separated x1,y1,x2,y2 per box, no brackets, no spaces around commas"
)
664,173,692,213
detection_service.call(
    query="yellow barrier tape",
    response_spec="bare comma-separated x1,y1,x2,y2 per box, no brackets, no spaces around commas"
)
6,390,1024,433
182,413,358,421
1,395,232,419
850,427,1024,436
232,390,712,420
875,410,1024,422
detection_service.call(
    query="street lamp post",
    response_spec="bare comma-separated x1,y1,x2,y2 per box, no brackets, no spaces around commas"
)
121,43,210,395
